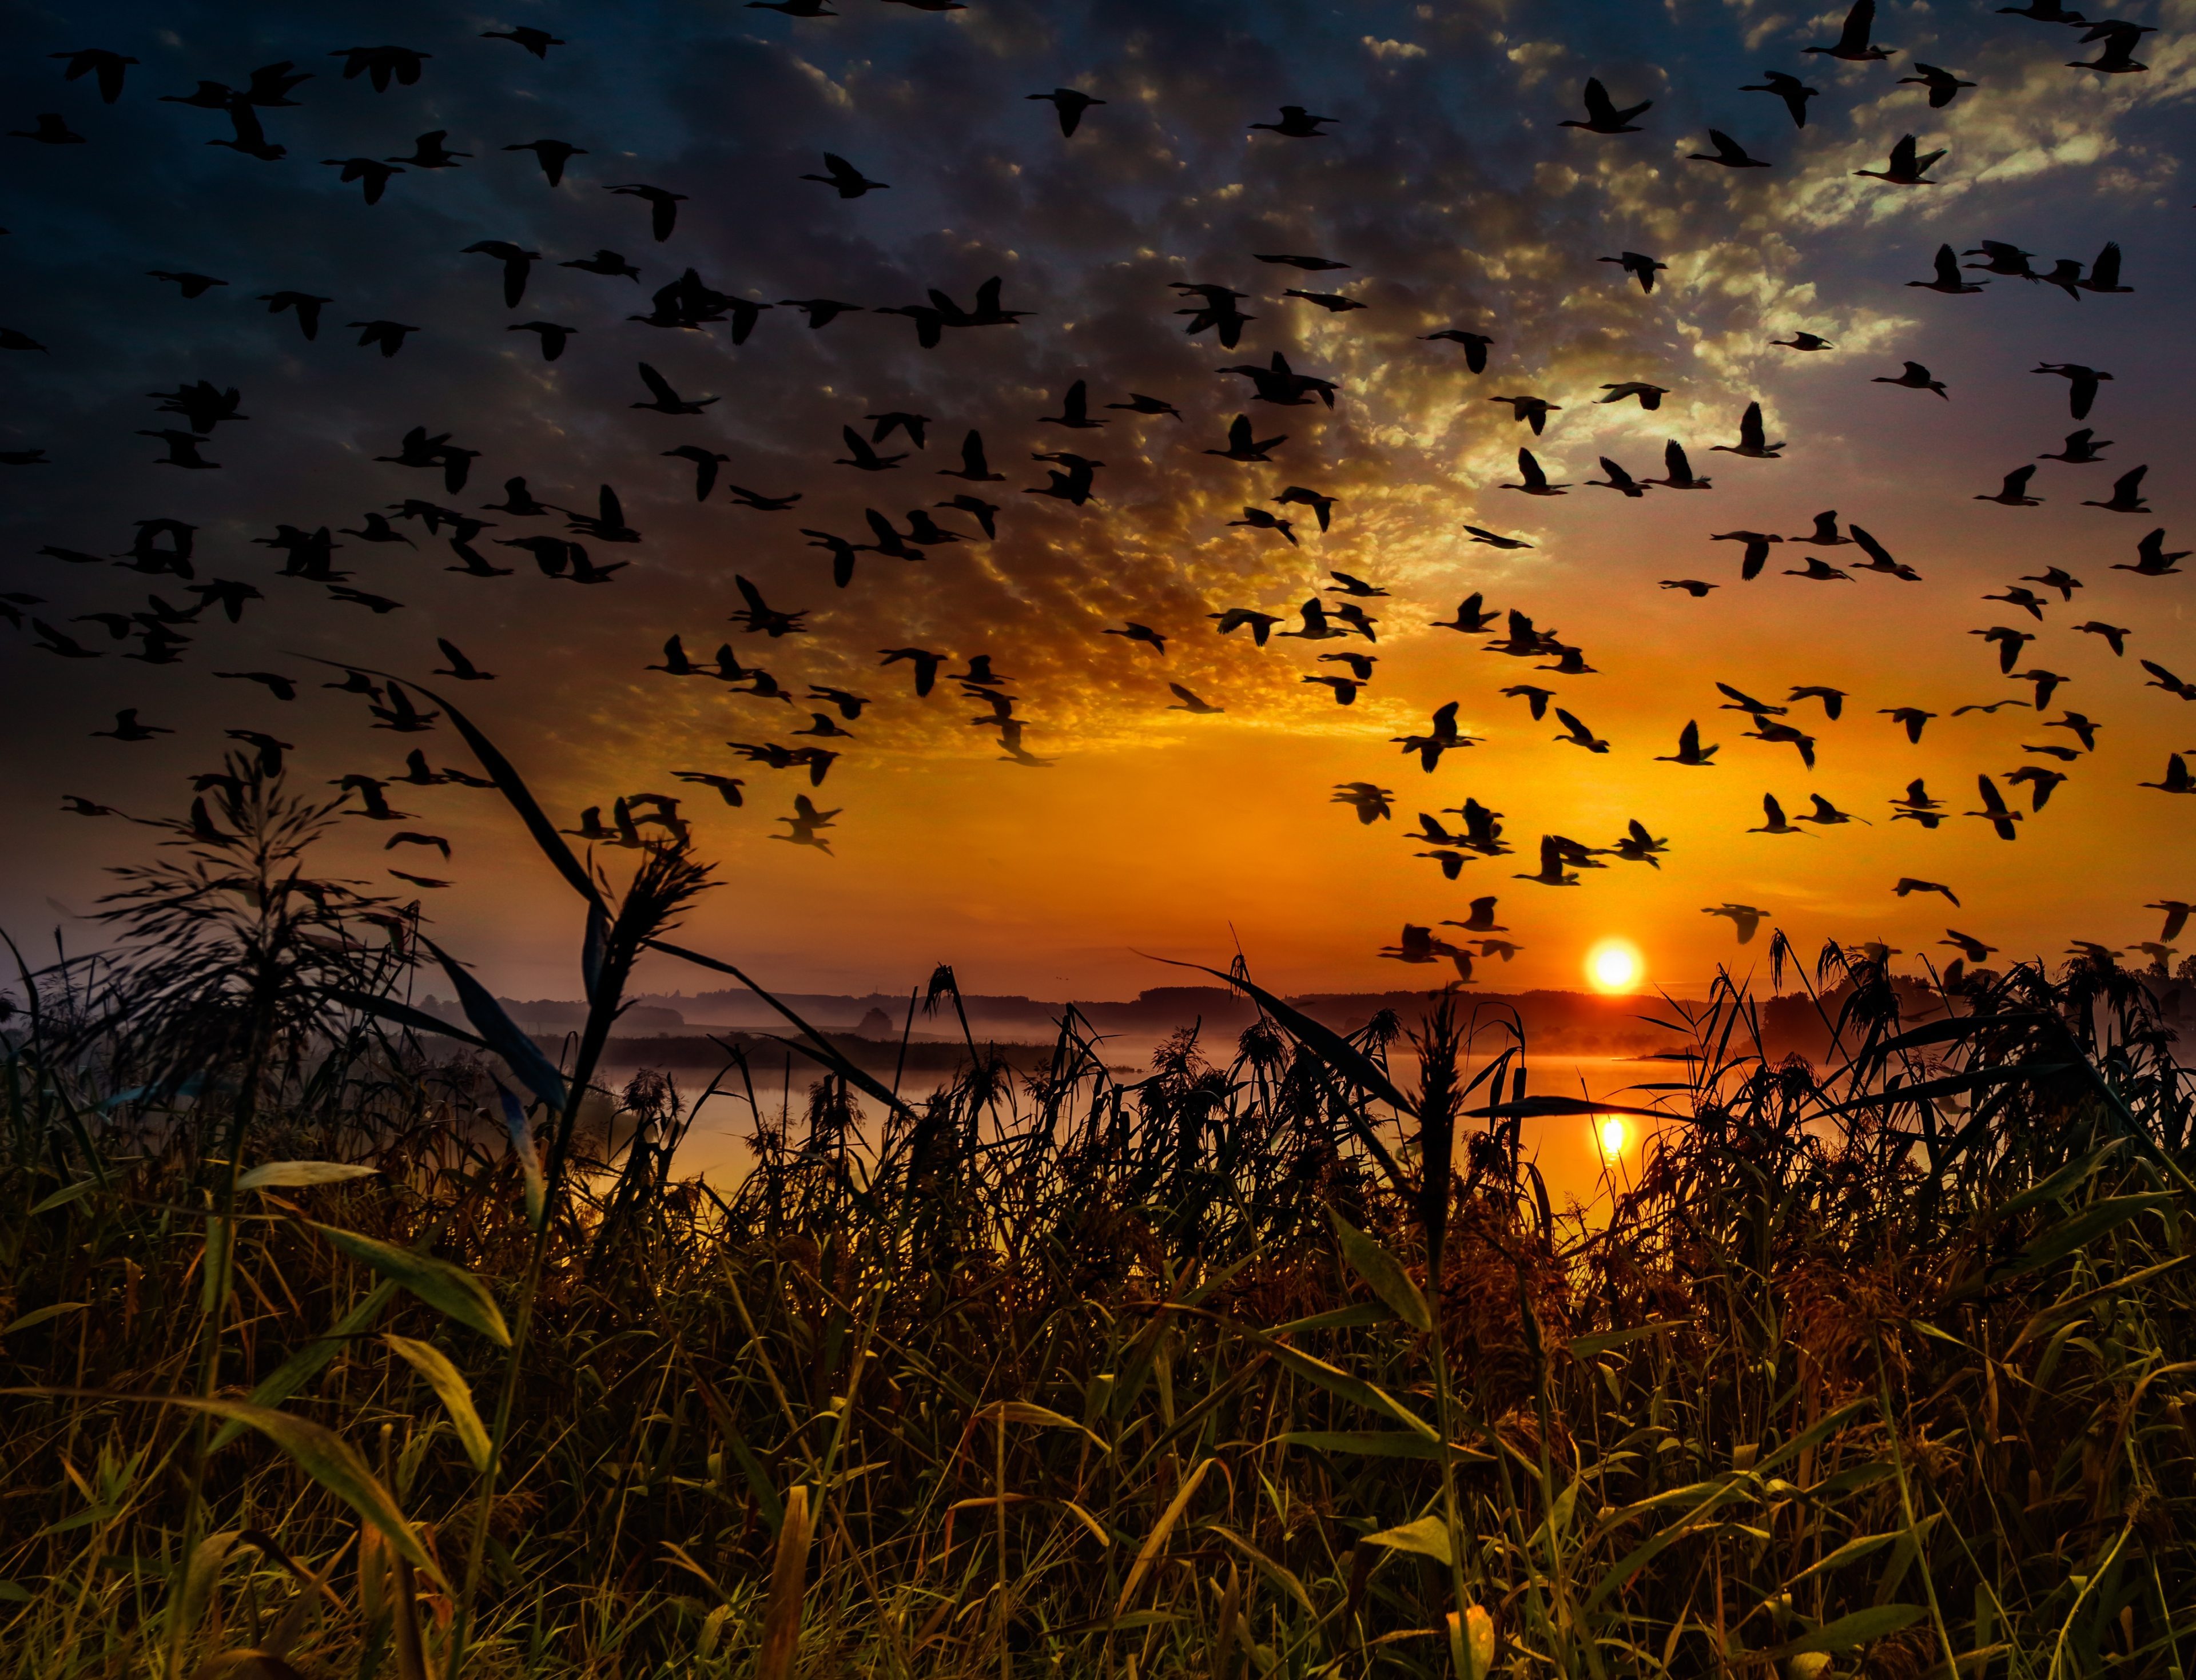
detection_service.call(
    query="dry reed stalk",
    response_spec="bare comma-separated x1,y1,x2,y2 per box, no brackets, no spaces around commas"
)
757,1483,813,1680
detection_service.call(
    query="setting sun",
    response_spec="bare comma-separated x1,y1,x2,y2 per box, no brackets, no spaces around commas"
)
1585,939,1645,994
1596,1116,1629,1159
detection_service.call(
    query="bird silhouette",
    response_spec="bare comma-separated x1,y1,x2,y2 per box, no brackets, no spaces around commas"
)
1808,0,1892,59
836,427,905,472
801,153,889,197
607,182,687,241
1205,414,1286,463
1331,783,1393,824
92,708,170,742
1704,904,1767,943
1856,135,1945,186
1976,465,2042,507
1940,930,1998,964
2080,465,2149,513
2070,21,2149,73
2078,242,2133,294
2140,660,2196,701
12,114,87,145
1600,251,1667,293
1911,244,1986,294
1689,130,1769,168
632,363,718,415
1560,78,1652,134
1421,329,1493,372
1587,457,1649,497
51,47,137,102
1210,608,1282,646
1874,360,1948,399
1167,683,1223,715
939,431,1004,483
1743,70,1819,127
349,320,419,357
1895,878,1961,906
2112,530,2187,577
1749,793,1805,835
2034,362,2111,420
1103,622,1167,656
148,270,229,299
1553,708,1609,753
2141,756,2194,795
1797,794,1868,827
1967,775,2023,841
1502,448,1570,496
389,131,468,170
1653,720,1718,766
1709,401,1782,459
483,26,564,56
323,157,403,203
880,647,946,696
463,240,540,307
2039,428,2111,465
1900,63,1975,106
1248,106,1336,138
330,45,430,91
1028,87,1104,134
562,248,642,281
1514,837,1581,887
1228,507,1295,545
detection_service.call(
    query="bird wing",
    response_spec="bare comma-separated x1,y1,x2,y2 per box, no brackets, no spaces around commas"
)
637,362,677,403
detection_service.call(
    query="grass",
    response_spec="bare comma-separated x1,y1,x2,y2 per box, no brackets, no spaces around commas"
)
2,712,2193,1680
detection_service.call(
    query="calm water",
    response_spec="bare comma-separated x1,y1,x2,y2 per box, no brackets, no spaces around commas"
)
610,1048,1689,1213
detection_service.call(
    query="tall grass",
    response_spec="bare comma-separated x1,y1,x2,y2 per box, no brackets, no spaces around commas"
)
2,737,2191,1680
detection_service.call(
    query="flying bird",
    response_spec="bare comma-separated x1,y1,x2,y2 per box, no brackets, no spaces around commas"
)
1248,106,1337,138
1808,2,1892,62
1899,63,1975,106
1704,904,1768,944
1560,78,1652,134
1855,136,1946,186
1895,878,1962,907
1600,251,1668,293
1689,130,1769,168
1028,87,1105,134
801,153,889,197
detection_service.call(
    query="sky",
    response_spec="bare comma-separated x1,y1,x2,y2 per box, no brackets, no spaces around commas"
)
2,0,2195,1004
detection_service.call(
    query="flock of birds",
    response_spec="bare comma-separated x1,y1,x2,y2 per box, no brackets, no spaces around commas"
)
4,0,2190,992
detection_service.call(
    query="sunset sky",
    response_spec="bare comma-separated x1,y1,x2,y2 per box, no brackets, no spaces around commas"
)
3,0,2194,1002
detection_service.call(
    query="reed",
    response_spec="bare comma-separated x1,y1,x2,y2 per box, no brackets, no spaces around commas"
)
2,742,2191,1680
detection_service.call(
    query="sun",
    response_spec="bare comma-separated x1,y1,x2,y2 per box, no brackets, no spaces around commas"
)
1585,938,1645,994
1596,1116,1629,1159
